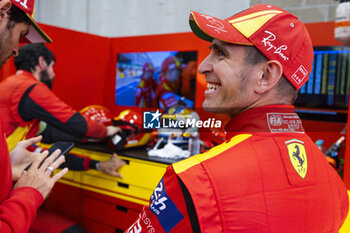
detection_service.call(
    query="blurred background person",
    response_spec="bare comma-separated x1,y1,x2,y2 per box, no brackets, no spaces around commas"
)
135,62,156,107
153,56,182,109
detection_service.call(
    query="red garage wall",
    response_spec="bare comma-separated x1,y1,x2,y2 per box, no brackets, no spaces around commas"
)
0,23,112,111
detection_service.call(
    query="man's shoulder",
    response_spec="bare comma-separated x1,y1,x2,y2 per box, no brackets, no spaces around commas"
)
173,134,254,175
138,80,145,88
5,73,37,84
0,74,38,94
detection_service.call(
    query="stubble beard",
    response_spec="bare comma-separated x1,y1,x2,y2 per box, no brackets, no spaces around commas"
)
203,68,251,117
39,69,53,89
0,24,13,68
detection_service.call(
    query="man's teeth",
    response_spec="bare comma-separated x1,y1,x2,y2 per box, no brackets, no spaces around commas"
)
207,83,221,90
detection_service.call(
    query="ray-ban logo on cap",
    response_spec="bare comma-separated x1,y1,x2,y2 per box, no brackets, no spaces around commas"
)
261,31,289,61
199,14,227,34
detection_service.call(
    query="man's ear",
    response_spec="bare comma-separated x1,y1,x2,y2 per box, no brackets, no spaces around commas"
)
38,56,46,69
255,60,283,94
0,0,11,20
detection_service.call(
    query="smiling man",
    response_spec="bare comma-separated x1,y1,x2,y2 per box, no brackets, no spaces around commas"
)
125,4,349,233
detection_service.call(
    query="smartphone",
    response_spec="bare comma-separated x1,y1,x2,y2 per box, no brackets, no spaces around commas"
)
25,141,75,170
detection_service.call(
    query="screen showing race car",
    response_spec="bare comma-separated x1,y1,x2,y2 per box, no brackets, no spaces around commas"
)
115,51,197,109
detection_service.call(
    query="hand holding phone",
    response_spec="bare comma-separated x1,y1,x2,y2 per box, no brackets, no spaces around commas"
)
26,141,74,170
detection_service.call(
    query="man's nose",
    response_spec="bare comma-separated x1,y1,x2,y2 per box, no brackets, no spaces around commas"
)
198,56,212,74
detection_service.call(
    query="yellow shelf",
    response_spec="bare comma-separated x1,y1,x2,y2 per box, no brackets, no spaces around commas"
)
47,144,168,206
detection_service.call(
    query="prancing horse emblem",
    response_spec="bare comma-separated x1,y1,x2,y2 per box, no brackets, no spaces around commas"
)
285,139,308,179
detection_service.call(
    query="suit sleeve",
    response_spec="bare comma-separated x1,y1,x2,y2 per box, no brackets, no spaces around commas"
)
125,165,199,233
0,187,44,233
40,124,85,144
18,83,106,138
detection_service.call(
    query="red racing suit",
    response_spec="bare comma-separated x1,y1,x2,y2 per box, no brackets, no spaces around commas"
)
135,77,156,107
0,120,44,233
0,70,106,151
153,78,178,109
126,105,349,233
0,70,106,171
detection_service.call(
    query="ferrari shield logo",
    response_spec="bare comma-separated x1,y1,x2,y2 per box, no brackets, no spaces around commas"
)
285,139,307,179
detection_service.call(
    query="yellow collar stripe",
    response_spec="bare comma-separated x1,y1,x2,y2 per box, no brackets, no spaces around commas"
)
173,134,252,174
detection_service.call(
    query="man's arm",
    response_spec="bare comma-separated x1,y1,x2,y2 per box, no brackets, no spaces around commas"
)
56,153,125,177
125,165,198,233
18,83,107,138
39,125,126,176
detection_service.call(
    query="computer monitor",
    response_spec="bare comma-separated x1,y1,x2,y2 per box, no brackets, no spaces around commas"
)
295,45,350,122
115,50,197,109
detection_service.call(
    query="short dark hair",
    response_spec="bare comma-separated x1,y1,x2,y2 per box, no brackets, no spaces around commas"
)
6,5,31,30
14,44,55,72
243,46,298,103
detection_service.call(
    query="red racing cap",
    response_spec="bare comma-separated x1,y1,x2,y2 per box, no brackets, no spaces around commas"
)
143,62,154,73
189,4,313,90
11,0,52,43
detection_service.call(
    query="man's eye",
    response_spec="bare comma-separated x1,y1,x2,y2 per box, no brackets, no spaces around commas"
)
218,50,225,57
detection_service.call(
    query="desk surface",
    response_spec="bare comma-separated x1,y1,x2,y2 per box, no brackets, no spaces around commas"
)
75,143,180,165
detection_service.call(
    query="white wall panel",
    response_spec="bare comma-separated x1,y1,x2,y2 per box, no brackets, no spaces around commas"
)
34,0,88,32
34,0,250,37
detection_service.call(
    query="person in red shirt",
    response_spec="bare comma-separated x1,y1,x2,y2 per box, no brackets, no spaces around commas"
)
2,43,122,149
135,62,157,107
0,43,125,177
0,1,69,233
126,4,349,233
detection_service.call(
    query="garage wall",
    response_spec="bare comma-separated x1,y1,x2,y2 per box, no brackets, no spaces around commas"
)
33,0,250,37
251,0,339,23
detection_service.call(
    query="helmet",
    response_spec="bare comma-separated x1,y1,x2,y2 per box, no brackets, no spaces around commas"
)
80,105,113,126
111,109,151,149
143,62,154,74
161,56,182,73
